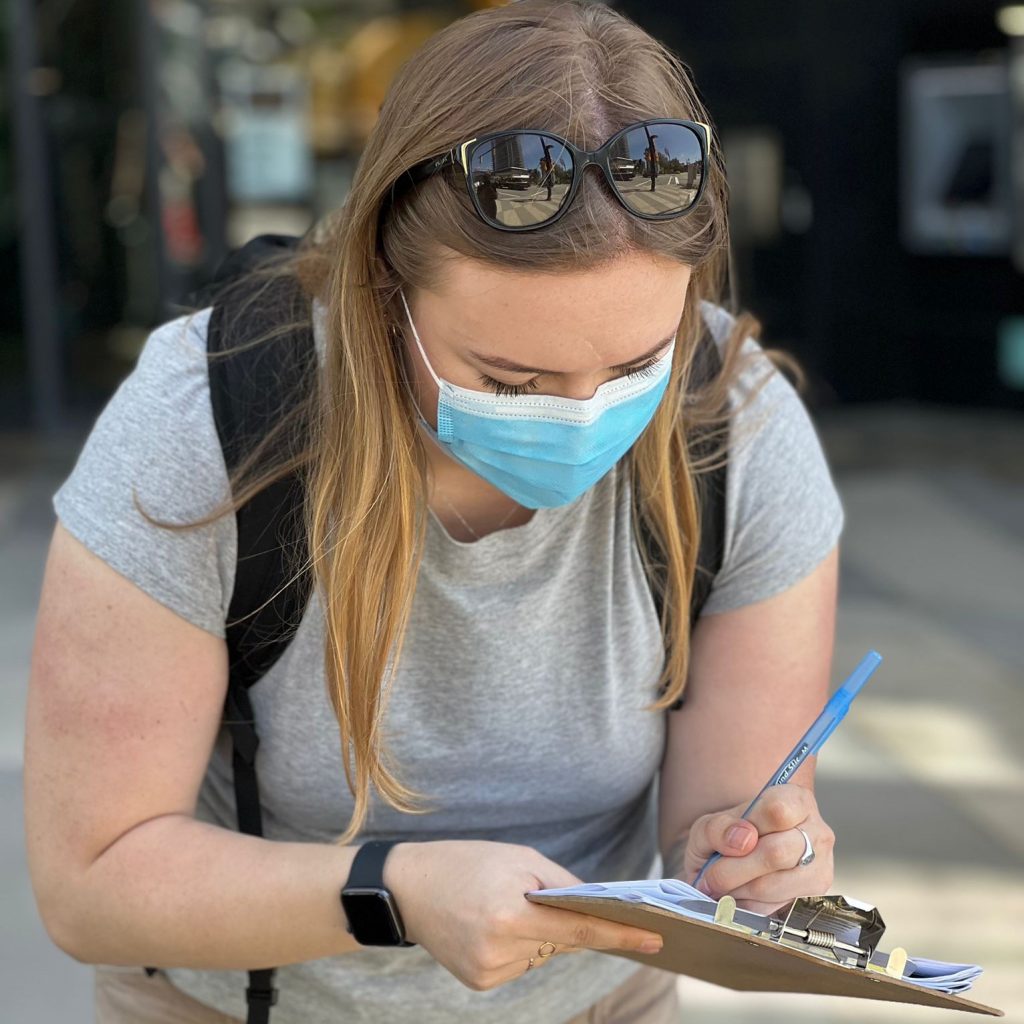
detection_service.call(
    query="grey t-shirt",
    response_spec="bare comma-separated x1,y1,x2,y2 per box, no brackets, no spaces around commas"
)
52,298,843,1024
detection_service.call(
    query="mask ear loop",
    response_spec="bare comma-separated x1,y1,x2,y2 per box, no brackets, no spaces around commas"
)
396,288,447,442
399,289,442,388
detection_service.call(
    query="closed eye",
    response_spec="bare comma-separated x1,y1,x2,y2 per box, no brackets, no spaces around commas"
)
476,354,663,398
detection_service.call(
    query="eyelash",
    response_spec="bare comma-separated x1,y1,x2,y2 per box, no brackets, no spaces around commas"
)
477,356,662,398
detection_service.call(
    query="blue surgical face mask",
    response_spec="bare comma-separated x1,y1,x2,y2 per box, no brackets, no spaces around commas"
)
400,290,675,509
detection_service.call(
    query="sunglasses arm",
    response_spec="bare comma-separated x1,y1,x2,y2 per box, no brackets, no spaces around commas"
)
408,147,463,184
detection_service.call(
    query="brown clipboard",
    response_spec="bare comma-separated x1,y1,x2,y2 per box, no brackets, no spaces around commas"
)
526,892,1003,1016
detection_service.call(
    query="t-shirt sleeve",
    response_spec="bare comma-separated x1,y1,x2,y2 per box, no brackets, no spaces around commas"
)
698,303,844,615
52,308,237,637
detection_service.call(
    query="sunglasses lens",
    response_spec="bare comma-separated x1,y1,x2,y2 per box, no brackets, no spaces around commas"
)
609,122,704,217
468,133,573,228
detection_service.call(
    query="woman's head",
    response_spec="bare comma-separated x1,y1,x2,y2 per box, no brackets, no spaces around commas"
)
344,0,728,294
308,0,732,503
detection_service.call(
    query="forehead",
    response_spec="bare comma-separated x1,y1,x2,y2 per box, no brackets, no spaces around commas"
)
419,252,691,370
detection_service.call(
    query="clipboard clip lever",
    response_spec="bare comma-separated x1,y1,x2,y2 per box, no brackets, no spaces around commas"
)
695,893,909,981
766,895,906,977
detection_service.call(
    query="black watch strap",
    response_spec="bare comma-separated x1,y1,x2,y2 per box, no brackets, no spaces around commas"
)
347,840,400,888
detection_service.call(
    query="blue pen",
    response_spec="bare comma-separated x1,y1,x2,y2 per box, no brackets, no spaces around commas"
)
691,649,883,887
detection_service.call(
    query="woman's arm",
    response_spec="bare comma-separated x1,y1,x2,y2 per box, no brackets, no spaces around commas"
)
25,524,664,982
658,545,839,913
24,523,368,968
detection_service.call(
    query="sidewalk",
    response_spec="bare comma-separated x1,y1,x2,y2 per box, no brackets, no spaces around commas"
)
2,405,1022,1022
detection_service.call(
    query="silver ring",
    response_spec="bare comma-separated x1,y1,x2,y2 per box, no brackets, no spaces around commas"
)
795,827,815,867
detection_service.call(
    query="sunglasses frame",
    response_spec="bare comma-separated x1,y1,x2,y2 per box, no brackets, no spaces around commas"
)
404,118,712,232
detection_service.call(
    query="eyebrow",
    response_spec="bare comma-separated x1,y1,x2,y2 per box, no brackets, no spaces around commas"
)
468,335,676,376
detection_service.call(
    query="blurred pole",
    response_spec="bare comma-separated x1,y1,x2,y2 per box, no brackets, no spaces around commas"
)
725,241,739,314
1011,36,1024,275
136,0,173,319
194,0,229,277
9,0,63,433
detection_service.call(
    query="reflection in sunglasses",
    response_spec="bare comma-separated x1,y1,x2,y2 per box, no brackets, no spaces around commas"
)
460,122,706,229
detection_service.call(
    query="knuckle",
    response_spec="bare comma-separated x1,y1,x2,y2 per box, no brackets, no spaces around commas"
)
764,796,794,831
698,811,722,843
466,941,503,976
818,825,836,850
738,875,772,902
488,907,516,934
766,838,795,872
462,972,494,992
475,949,505,975
570,922,595,948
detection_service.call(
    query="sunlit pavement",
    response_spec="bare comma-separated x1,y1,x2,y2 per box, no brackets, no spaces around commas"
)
2,405,1022,1022
677,406,1024,1022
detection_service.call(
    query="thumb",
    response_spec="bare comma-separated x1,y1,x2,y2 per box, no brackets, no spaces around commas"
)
690,812,758,863
540,864,584,889
528,855,584,891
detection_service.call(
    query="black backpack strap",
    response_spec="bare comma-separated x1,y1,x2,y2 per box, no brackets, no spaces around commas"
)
208,234,315,1024
641,323,728,710
207,236,316,699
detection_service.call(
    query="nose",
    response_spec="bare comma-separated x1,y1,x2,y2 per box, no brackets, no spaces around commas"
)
555,373,604,401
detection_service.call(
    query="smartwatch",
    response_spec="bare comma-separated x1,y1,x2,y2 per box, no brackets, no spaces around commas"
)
340,840,416,947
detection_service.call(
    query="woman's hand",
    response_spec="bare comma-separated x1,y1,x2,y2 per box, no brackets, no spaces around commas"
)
384,840,664,991
676,785,835,916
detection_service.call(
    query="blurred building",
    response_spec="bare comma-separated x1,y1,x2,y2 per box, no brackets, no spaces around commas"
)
3,0,1024,433
623,0,1024,409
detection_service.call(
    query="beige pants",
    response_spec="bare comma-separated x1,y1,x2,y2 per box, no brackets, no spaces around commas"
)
94,962,680,1023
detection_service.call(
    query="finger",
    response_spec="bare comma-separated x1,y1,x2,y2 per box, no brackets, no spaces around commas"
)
728,860,834,905
687,810,759,866
728,830,835,905
495,943,584,989
478,955,552,992
530,905,663,954
470,937,570,992
697,826,813,898
745,785,814,837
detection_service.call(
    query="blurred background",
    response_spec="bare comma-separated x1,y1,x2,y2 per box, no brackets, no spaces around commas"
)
1,0,1022,1021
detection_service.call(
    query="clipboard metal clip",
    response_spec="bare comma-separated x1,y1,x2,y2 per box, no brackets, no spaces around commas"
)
767,895,892,972
694,893,907,979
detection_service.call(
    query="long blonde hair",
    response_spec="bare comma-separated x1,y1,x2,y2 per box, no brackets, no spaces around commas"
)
148,0,780,846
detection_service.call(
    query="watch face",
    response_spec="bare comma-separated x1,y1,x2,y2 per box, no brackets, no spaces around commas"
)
341,888,405,946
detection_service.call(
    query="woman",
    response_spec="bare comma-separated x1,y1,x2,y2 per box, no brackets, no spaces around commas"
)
24,2,843,1022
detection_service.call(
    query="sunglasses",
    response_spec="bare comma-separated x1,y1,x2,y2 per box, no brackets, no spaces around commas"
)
403,119,711,232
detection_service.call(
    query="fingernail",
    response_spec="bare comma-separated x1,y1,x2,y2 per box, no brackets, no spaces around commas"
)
726,824,753,851
695,876,712,896
640,938,663,954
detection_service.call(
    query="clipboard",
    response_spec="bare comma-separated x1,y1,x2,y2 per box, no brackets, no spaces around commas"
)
525,891,1003,1016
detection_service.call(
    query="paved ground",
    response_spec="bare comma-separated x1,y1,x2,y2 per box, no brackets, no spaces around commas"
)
2,404,1022,1022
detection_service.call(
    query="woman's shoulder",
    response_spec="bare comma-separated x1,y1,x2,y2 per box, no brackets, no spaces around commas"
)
698,297,809,450
51,308,237,637
695,299,845,614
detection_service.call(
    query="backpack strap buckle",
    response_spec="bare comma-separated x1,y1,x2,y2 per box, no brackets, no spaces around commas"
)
245,984,279,1007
